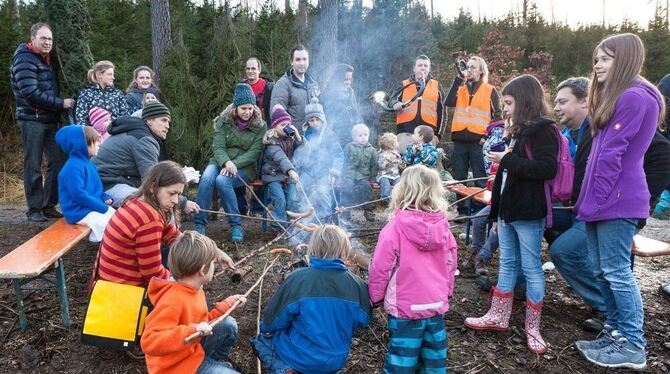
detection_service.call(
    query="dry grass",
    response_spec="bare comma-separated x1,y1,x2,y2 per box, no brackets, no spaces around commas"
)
0,168,24,204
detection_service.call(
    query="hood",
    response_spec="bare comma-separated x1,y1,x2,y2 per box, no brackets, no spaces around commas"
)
284,67,317,88
262,130,283,145
633,80,664,114
56,125,89,158
394,209,451,251
308,257,347,270
107,115,151,136
215,104,265,131
147,277,199,305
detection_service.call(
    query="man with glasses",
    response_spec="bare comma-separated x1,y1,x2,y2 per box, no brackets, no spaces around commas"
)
10,22,75,222
445,56,501,195
243,57,273,120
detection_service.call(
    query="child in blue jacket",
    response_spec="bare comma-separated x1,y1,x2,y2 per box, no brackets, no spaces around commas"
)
403,125,439,167
56,125,115,241
251,225,370,374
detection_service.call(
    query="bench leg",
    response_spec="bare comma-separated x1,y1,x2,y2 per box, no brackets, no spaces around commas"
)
465,199,473,245
12,279,28,331
54,259,71,328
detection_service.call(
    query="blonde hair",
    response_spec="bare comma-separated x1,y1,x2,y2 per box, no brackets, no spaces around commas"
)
588,33,665,135
87,60,115,84
351,123,369,138
168,231,219,279
468,56,489,83
391,164,448,214
378,132,398,150
307,225,351,260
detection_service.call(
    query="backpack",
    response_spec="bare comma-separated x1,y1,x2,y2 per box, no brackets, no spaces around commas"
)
524,123,574,228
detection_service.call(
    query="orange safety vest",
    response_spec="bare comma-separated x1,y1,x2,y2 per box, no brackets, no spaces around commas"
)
451,83,494,136
396,79,439,127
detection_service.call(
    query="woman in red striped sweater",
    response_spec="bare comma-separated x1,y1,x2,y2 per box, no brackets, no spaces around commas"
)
97,161,234,286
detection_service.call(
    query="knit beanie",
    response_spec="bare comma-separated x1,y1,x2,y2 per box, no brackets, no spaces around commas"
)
304,97,326,123
142,101,171,121
88,107,111,128
144,86,161,100
270,104,291,128
232,83,256,107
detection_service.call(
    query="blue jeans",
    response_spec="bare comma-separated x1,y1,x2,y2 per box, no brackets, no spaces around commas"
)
585,219,645,349
496,218,546,303
194,165,249,228
549,217,606,313
250,334,295,374
266,181,295,230
196,317,239,373
472,206,498,262
379,177,398,199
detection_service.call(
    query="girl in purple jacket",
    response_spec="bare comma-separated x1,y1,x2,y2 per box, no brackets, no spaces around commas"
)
574,33,665,371
368,164,457,373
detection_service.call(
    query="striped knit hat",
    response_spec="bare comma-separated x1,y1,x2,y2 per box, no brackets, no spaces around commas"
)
270,104,291,128
142,101,171,121
88,107,110,128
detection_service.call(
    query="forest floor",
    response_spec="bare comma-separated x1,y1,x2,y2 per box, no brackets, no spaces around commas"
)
0,204,669,373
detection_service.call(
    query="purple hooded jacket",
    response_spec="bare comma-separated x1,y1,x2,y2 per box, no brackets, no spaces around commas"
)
576,82,663,221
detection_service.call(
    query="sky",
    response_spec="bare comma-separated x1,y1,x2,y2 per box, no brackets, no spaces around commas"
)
427,0,662,28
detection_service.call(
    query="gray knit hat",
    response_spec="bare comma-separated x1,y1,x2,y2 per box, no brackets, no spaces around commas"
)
142,101,171,121
304,97,326,123
233,83,256,107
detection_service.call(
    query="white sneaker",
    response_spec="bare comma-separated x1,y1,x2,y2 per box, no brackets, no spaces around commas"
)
458,233,467,240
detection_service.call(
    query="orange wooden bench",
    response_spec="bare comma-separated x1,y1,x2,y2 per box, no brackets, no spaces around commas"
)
446,185,492,244
0,219,91,331
632,235,670,257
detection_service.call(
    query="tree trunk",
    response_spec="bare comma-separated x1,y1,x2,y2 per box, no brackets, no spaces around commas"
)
312,0,337,82
298,0,308,43
151,0,172,85
10,0,21,30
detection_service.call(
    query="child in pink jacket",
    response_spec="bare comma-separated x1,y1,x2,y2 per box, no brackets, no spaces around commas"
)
368,164,458,373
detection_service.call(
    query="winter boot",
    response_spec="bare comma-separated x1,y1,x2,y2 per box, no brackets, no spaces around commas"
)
464,286,513,331
525,299,548,354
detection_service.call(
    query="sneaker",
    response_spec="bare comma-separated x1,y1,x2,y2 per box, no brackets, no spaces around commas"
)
474,259,488,276
575,325,615,353
42,207,63,218
194,224,206,235
659,283,670,300
27,210,48,222
582,333,647,370
458,232,467,240
231,226,244,242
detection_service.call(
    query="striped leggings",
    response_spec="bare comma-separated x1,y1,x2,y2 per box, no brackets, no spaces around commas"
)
384,314,448,374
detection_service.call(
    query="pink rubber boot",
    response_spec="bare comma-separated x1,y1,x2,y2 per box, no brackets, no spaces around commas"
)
464,286,513,331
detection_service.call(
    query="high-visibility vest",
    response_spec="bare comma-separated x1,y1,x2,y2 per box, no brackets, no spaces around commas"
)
451,83,494,135
396,79,439,127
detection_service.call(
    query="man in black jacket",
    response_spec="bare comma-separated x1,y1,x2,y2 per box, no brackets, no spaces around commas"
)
10,23,75,222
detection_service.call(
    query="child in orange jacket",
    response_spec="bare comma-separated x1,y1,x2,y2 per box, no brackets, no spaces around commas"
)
141,231,245,374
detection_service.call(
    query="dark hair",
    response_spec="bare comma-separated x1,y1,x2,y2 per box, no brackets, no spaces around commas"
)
502,75,549,138
246,57,262,70
415,55,431,64
415,125,434,143
83,126,100,146
291,44,308,60
30,23,52,38
556,77,590,100
126,161,186,222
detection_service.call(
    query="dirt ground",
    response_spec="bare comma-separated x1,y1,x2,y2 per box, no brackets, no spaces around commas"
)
0,204,669,374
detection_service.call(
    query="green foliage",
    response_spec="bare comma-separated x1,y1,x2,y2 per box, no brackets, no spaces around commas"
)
3,0,670,167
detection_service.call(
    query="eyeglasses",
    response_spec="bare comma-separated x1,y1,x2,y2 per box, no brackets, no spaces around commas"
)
38,37,53,42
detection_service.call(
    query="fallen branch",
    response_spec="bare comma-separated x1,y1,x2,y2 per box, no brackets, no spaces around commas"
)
214,231,291,279
184,253,284,345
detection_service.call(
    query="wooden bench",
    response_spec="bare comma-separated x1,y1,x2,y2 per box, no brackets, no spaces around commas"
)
632,234,670,257
0,219,91,331
446,185,492,244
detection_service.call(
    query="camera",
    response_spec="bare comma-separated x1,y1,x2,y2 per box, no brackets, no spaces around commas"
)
283,126,296,137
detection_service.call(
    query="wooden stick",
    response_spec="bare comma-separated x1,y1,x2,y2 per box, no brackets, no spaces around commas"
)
198,208,293,225
442,176,491,186
214,231,292,278
237,175,292,236
256,258,267,374
297,179,322,225
184,254,283,345
336,197,390,212
448,188,488,207
451,205,574,222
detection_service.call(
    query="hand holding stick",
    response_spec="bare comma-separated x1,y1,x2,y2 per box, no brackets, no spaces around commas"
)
184,253,285,345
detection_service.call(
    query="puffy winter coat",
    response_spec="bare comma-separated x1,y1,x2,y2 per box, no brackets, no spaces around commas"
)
377,149,404,181
261,132,296,184
10,43,63,124
209,105,266,181
269,68,320,129
75,84,129,126
125,87,144,114
368,209,458,319
342,142,378,181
